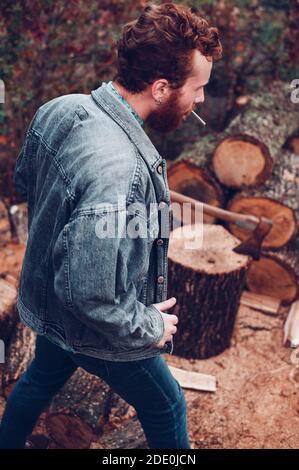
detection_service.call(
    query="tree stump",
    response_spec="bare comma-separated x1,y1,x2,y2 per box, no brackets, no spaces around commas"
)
167,224,250,359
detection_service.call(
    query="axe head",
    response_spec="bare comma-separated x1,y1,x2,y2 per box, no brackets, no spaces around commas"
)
233,217,272,260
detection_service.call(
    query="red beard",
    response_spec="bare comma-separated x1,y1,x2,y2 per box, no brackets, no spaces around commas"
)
146,89,189,134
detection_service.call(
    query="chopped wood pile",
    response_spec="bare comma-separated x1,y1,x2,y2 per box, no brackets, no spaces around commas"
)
168,81,299,305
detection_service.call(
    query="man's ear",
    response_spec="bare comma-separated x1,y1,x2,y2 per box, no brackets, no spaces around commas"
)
151,79,169,101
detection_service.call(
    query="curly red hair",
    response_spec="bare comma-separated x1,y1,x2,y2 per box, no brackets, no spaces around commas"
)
113,2,222,93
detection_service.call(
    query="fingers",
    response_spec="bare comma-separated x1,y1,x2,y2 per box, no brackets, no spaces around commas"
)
157,296,176,312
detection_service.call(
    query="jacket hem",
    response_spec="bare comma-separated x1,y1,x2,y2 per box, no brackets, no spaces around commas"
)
16,296,173,361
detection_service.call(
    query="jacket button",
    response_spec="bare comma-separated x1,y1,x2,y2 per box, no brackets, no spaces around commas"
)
159,201,166,209
157,239,164,246
157,165,163,174
157,275,165,284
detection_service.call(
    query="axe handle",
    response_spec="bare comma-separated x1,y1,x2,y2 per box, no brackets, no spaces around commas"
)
170,189,258,231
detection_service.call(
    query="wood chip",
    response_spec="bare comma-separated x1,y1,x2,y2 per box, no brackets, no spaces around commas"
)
169,365,216,392
284,300,299,348
240,291,280,315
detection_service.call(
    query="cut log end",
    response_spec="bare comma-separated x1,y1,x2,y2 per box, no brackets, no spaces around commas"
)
285,135,299,156
247,255,298,305
168,160,223,224
227,196,297,249
169,223,249,275
212,135,273,188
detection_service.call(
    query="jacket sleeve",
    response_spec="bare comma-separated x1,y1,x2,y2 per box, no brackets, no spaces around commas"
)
13,141,28,201
52,207,165,350
13,110,40,202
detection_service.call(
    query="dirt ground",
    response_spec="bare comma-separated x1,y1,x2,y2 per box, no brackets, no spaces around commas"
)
167,303,299,449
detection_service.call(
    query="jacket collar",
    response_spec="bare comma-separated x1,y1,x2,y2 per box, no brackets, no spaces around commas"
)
91,82,163,173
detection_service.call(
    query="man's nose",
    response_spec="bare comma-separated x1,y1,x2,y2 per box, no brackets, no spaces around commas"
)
195,91,205,104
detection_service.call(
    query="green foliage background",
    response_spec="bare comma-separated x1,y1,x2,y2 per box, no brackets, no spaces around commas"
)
0,0,298,150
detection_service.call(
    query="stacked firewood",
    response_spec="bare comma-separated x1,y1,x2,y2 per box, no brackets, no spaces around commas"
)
168,81,299,305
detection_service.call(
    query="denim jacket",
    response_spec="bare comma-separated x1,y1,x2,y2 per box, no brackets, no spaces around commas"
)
13,81,174,361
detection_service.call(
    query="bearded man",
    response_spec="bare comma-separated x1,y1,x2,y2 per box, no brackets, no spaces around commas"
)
0,2,221,449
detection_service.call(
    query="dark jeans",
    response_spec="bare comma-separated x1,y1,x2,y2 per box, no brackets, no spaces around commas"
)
0,334,190,449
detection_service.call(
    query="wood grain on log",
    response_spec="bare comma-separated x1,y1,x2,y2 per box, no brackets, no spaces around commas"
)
212,134,273,188
246,237,299,305
212,81,299,189
90,415,147,449
227,150,299,249
46,412,95,449
46,367,111,449
168,159,224,224
228,198,296,250
167,224,250,359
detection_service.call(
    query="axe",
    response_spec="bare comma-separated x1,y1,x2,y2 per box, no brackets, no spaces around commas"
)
169,189,272,261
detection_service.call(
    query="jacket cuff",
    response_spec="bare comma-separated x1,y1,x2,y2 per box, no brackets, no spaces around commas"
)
146,304,165,344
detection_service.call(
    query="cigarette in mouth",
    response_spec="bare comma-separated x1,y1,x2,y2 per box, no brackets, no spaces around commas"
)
191,110,206,126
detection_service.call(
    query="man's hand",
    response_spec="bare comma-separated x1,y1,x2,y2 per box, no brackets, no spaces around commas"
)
152,297,178,349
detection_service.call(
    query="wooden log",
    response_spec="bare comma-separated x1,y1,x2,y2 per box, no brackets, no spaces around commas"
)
0,277,18,343
46,412,95,449
167,158,224,224
167,223,250,359
227,150,299,249
285,133,299,156
90,415,147,449
246,236,299,305
2,322,36,398
46,367,113,449
212,133,273,188
211,81,299,188
9,203,28,245
228,196,296,250
0,241,26,280
0,199,11,245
